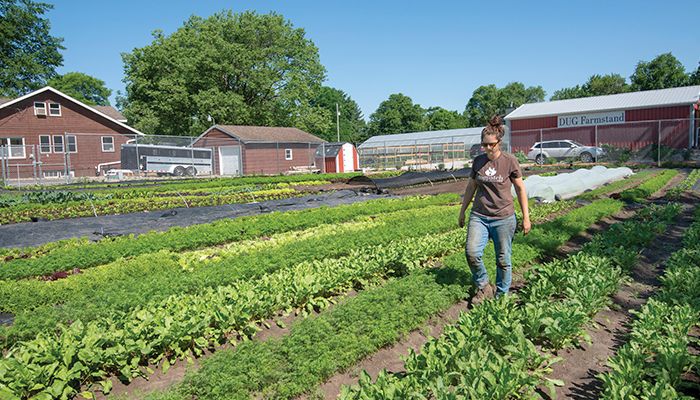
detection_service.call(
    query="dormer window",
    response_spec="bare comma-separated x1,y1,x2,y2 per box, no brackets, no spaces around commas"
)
34,102,46,116
48,103,61,116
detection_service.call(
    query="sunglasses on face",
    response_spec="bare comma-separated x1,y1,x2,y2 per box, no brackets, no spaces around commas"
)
481,140,500,148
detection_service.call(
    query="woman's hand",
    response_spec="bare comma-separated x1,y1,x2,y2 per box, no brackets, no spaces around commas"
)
458,211,466,228
522,216,531,235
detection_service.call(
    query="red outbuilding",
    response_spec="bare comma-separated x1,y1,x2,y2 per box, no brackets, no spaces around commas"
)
192,125,325,176
0,86,144,180
505,85,700,154
315,142,359,173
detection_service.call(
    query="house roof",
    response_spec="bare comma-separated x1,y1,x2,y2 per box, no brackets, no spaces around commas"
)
505,85,700,120
92,105,127,122
359,127,486,149
198,125,325,144
0,86,144,135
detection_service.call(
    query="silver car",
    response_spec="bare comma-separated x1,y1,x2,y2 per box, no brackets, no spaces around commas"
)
527,140,604,164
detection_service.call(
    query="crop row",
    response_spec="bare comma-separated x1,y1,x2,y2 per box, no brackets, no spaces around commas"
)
0,194,459,279
143,198,625,400
0,187,306,225
619,169,678,202
577,169,657,200
666,168,700,200
600,206,700,400
0,204,463,343
341,202,681,399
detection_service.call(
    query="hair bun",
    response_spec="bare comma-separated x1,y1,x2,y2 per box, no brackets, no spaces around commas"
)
488,115,503,127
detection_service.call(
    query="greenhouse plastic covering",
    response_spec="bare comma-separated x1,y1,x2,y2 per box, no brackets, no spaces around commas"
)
516,166,634,202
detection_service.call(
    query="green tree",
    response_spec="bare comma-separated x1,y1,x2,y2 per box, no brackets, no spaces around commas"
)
551,73,629,100
368,93,426,135
120,11,326,136
630,53,688,91
0,0,64,96
309,86,366,143
689,61,700,85
425,107,467,130
48,72,112,105
464,82,544,127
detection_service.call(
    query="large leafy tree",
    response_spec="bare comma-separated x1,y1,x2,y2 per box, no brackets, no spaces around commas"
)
551,73,629,100
367,93,426,135
425,107,467,131
689,61,700,85
0,0,64,97
120,11,326,136
309,86,366,143
630,53,688,91
464,82,544,127
48,72,111,105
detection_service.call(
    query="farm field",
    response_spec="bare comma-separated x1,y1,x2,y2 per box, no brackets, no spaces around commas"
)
0,168,698,400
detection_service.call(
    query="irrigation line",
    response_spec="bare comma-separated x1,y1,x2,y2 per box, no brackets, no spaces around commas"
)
175,191,190,208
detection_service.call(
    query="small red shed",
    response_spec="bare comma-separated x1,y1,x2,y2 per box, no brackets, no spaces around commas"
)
315,142,359,173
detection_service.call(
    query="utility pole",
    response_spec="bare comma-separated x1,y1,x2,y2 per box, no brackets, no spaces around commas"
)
336,103,340,142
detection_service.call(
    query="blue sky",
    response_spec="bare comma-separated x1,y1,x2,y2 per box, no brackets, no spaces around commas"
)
48,1,699,119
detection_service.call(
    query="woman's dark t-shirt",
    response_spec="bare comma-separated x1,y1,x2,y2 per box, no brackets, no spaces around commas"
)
470,152,522,218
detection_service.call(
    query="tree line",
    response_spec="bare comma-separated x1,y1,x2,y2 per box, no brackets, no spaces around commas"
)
2,1,699,143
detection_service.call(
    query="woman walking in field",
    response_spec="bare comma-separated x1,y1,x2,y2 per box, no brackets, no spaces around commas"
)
458,115,531,305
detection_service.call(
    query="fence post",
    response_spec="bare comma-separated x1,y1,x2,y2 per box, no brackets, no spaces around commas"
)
134,135,141,177
275,141,280,175
657,120,662,167
383,142,387,170
0,145,5,186
594,125,598,163
539,129,543,163
31,145,37,184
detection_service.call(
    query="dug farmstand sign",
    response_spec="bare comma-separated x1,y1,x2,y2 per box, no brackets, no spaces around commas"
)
557,111,625,128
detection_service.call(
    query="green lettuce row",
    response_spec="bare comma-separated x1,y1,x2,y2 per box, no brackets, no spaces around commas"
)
666,168,700,200
600,206,700,400
0,194,459,280
0,187,304,225
142,198,625,400
341,203,681,399
0,205,460,344
577,169,657,200
619,169,678,202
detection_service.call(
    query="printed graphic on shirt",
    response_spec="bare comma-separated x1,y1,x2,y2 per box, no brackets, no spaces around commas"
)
478,166,504,182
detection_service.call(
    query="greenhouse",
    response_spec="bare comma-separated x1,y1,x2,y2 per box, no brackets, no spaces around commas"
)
358,127,511,170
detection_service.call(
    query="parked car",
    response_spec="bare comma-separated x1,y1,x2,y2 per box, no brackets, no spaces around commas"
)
469,143,485,158
527,140,604,165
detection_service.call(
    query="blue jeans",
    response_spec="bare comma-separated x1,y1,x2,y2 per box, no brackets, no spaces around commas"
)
465,213,517,296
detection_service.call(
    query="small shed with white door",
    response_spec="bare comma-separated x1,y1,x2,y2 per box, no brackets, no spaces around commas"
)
316,142,359,173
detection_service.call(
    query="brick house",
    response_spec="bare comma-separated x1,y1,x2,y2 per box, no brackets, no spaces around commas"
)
192,125,325,176
0,86,144,179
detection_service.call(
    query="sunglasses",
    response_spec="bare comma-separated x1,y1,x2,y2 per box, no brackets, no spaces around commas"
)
481,140,501,148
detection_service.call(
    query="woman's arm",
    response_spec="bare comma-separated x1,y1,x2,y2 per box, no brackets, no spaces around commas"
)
458,178,477,228
512,177,531,234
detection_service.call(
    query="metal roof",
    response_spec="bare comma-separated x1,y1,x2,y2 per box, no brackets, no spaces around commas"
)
315,142,347,158
505,85,700,120
359,127,485,148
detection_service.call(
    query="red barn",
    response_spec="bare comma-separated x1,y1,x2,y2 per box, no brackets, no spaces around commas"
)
192,125,325,176
315,142,359,173
0,86,144,180
505,85,700,154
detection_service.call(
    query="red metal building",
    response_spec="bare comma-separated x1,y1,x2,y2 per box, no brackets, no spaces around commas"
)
192,125,325,176
0,86,144,179
505,85,700,153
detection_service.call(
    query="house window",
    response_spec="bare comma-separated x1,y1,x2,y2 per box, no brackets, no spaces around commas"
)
34,102,46,116
39,135,51,153
43,170,63,178
101,136,114,152
66,135,77,153
285,148,293,160
53,135,64,153
3,138,26,159
48,103,61,116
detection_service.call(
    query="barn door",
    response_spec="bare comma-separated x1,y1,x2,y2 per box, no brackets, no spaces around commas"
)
219,146,242,176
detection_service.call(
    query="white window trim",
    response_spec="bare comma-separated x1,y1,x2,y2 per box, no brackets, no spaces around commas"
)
5,137,26,159
34,102,46,116
285,148,293,160
66,134,77,153
48,103,61,116
101,136,115,152
39,135,52,154
52,135,64,153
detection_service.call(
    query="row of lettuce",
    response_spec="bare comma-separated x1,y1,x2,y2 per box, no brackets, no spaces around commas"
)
340,202,682,399
600,206,700,399
0,193,619,399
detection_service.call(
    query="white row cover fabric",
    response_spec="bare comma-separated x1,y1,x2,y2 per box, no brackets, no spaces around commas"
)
515,166,634,202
